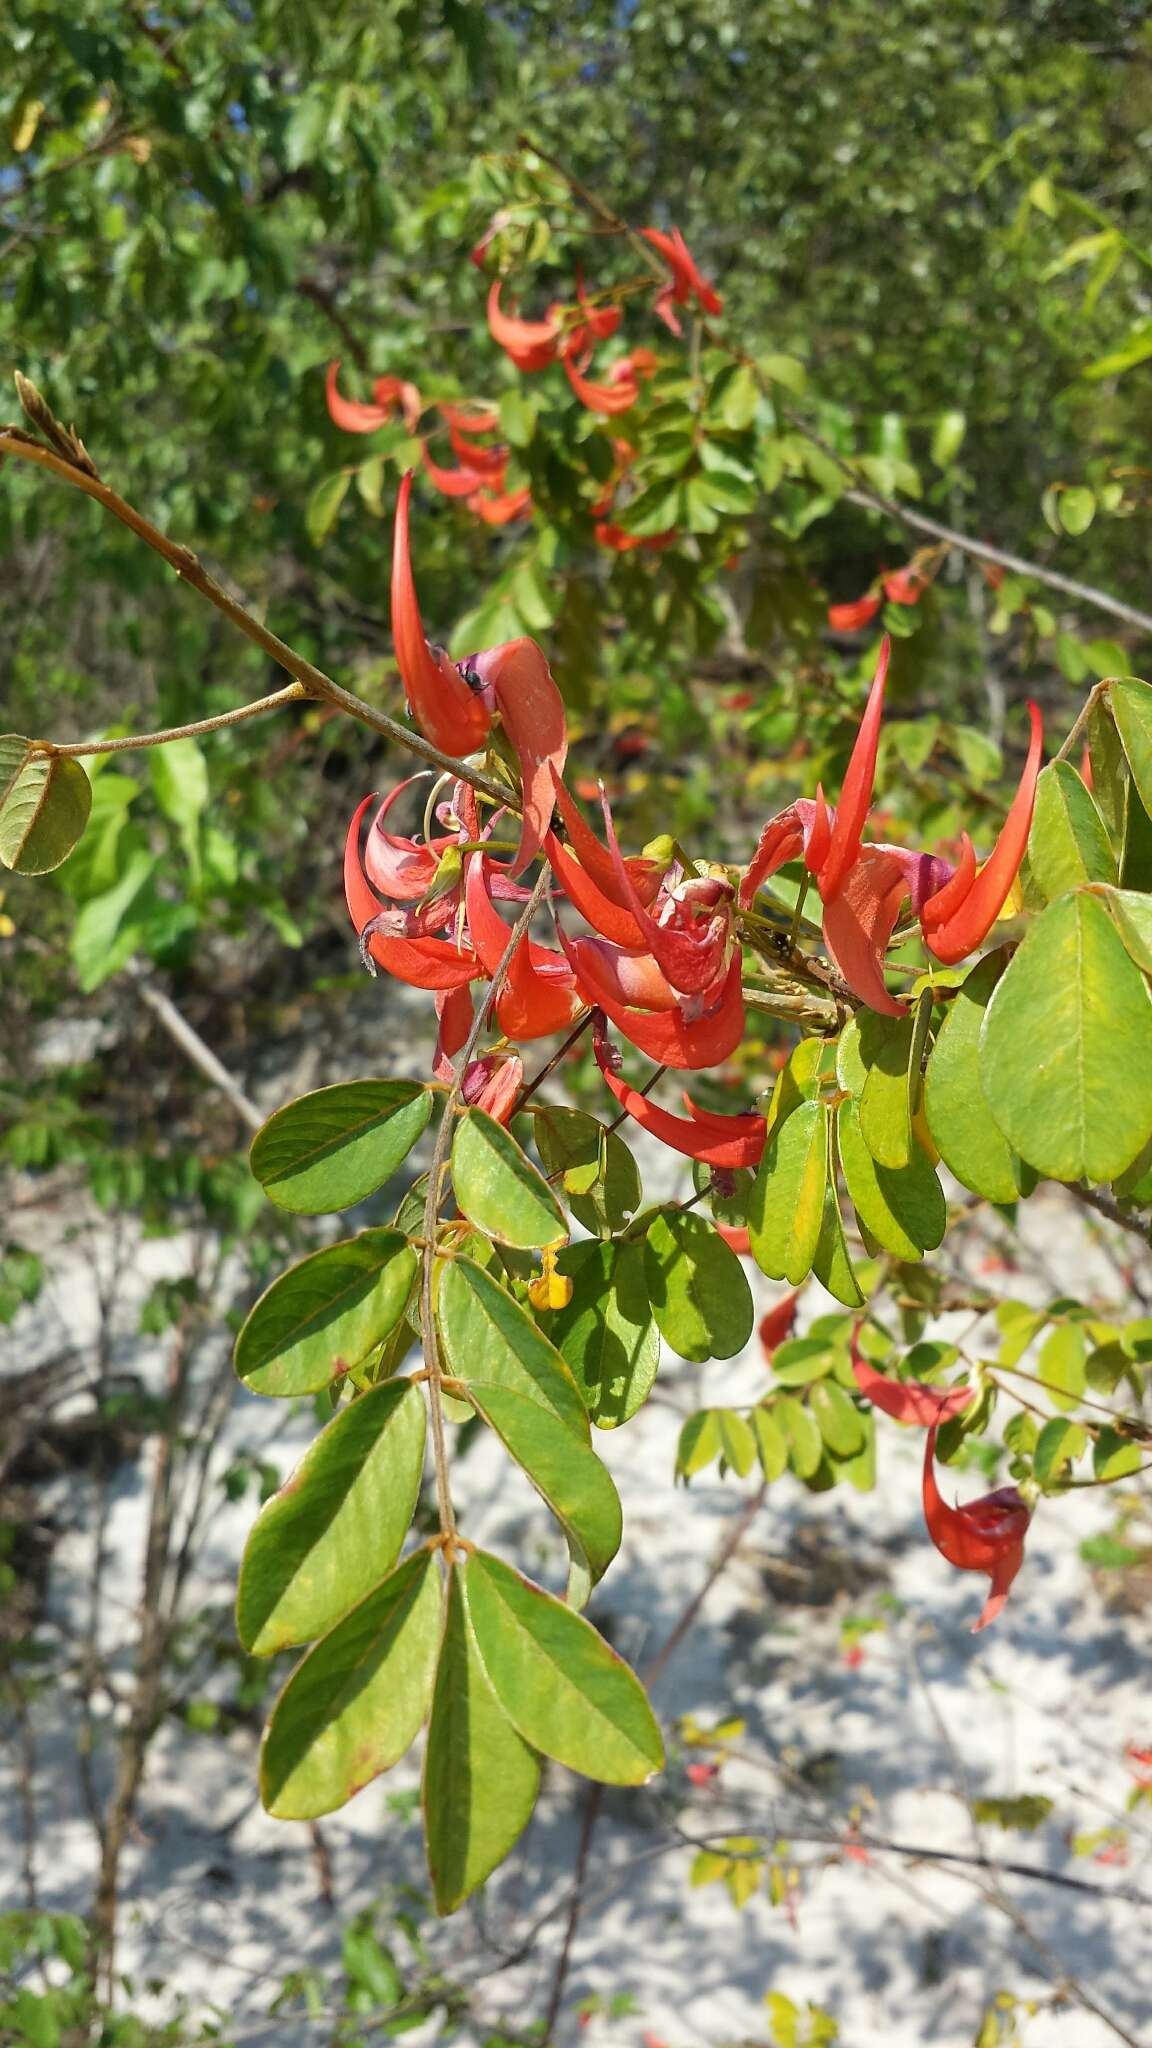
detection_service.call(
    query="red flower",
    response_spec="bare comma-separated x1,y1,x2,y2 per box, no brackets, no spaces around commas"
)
421,444,502,498
462,1049,524,1123
564,353,639,415
464,855,584,1040
828,594,883,632
487,281,562,371
438,402,500,436
758,1291,800,1360
391,474,566,874
883,565,928,606
923,1425,1031,1632
469,485,534,525
344,796,482,990
851,1334,974,1425
560,932,745,1069
641,226,723,329
740,639,1044,1013
595,522,678,553
447,425,507,475
326,361,422,435
919,703,1044,964
594,1043,766,1167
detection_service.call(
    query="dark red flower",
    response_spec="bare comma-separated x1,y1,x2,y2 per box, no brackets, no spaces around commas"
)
923,1424,1031,1632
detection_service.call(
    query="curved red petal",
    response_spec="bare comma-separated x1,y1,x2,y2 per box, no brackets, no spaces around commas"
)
923,1426,1030,1629
561,933,745,1069
919,834,976,935
487,280,560,361
851,1339,974,1426
391,473,492,754
600,795,727,994
363,776,442,900
563,355,638,416
420,443,492,497
469,639,567,877
759,1291,800,1358
827,594,883,632
549,770,663,909
463,856,583,1040
439,402,500,435
325,361,388,434
820,845,908,1016
925,704,1044,966
819,636,891,902
448,425,507,474
345,796,479,988
595,1051,765,1167
471,486,532,525
546,830,648,948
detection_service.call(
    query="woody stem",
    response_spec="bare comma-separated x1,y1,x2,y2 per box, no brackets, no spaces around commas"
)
0,428,516,812
26,684,308,758
418,863,554,1542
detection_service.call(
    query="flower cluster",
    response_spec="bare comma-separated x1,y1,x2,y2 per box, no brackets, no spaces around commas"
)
326,224,721,544
342,476,1047,1623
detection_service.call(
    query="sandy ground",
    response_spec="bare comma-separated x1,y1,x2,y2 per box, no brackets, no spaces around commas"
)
4,1030,1152,2048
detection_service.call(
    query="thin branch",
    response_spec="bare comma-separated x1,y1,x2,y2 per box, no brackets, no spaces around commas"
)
641,1483,767,1687
128,967,264,1132
1070,1182,1152,1244
31,684,307,759
0,427,515,810
419,863,563,1542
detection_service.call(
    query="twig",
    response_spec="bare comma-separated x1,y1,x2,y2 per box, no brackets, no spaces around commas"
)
31,684,307,759
419,864,561,1542
541,1784,603,2044
128,967,264,1132
1070,1182,1151,1244
514,1011,594,1113
0,425,515,811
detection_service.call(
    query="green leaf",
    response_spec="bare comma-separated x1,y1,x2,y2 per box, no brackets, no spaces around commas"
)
1081,326,1152,380
260,1551,441,1819
716,1409,758,1476
837,1099,945,1260
234,1229,416,1397
1026,760,1116,900
465,1383,623,1601
811,1182,865,1308
0,736,91,874
1092,1427,1143,1480
1110,680,1152,818
499,386,538,448
548,1240,659,1428
463,1551,663,1784
423,1567,540,1915
438,1256,590,1439
924,950,1027,1202
1036,1322,1086,1412
451,1109,566,1248
930,410,967,468
1099,886,1152,974
980,892,1152,1182
676,1409,723,1479
752,1404,788,1480
250,1080,432,1214
1058,486,1096,536
809,1378,865,1457
718,363,759,430
775,1394,823,1478
643,1209,753,1362
150,736,209,833
748,1099,827,1284
69,846,156,991
532,1106,641,1235
858,1012,916,1168
1033,1416,1087,1484
236,1380,426,1655
306,469,351,545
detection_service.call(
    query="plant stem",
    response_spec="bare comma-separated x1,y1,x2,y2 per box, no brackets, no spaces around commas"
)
0,427,516,810
28,684,307,759
418,864,559,1545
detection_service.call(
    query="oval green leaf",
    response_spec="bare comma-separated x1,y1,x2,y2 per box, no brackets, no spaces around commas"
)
775,1394,823,1478
423,1567,540,1916
643,1209,754,1363
858,1011,916,1169
250,1080,432,1214
837,1099,945,1260
748,1098,827,1285
923,949,1026,1202
1026,759,1116,902
980,892,1152,1182
0,736,91,875
532,1105,641,1236
809,1378,866,1457
438,1256,589,1440
260,1550,441,1819
451,1108,566,1249
1110,679,1152,817
234,1229,416,1397
466,1383,622,1600
464,1551,663,1785
236,1379,426,1655
548,1240,659,1428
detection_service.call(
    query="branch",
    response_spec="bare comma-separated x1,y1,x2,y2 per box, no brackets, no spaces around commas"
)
419,863,565,1543
128,966,264,1132
32,684,307,759
1069,1181,1152,1245
0,420,515,810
